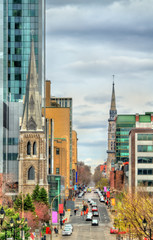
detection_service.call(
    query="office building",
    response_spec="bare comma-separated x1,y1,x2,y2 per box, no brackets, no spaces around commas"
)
116,115,135,164
116,113,153,164
129,128,153,193
1,0,45,181
44,81,71,198
51,97,73,184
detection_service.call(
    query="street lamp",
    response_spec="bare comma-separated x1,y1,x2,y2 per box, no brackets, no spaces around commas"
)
16,216,21,225
0,207,5,226
0,207,7,240
25,218,28,225
143,218,147,231
10,218,15,240
143,218,152,240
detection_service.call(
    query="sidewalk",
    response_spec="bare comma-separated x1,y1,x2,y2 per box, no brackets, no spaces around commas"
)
52,210,71,240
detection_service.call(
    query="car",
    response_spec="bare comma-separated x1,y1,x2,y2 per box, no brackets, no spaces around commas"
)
65,224,73,231
91,219,99,226
93,211,99,217
90,200,94,205
92,207,98,212
88,199,91,203
86,213,92,221
99,196,105,202
62,229,72,236
78,192,83,198
64,226,72,232
91,202,97,207
110,227,119,234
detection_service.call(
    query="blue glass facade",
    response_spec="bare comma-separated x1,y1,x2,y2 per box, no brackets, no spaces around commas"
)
7,0,45,102
0,0,45,179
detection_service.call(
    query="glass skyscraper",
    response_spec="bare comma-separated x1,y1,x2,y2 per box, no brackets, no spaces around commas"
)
0,0,45,181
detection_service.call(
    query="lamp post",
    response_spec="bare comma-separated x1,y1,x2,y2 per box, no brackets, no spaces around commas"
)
10,218,15,240
21,217,27,240
0,207,6,240
143,218,152,240
0,207,5,226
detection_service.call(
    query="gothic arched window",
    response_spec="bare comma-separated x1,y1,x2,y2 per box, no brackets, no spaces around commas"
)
28,166,35,180
27,141,31,155
33,142,37,155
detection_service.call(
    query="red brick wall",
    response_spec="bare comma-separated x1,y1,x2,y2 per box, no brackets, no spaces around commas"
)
115,170,123,190
110,171,115,188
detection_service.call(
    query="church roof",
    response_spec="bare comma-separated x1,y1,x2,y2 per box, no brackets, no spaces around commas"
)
21,40,43,131
110,82,116,111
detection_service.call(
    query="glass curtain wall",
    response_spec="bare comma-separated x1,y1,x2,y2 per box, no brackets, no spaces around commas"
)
3,0,45,180
8,0,45,102
116,116,135,163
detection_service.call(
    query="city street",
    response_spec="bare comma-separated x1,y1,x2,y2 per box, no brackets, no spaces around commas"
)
61,190,116,240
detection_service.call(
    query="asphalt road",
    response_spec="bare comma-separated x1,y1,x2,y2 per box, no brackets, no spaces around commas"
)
61,190,116,240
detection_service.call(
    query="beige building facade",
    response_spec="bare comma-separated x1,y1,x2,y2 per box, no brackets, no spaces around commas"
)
43,81,71,197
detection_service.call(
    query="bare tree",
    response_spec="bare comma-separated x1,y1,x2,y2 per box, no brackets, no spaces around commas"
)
93,165,102,185
77,161,92,185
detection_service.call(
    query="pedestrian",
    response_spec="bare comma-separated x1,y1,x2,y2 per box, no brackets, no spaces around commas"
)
74,209,77,215
54,227,58,237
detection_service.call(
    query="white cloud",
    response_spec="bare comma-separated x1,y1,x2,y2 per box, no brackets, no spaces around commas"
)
46,0,153,169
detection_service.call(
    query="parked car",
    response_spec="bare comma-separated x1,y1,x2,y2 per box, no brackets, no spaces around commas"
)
64,226,72,233
110,227,119,234
65,224,73,231
91,219,99,226
62,229,72,236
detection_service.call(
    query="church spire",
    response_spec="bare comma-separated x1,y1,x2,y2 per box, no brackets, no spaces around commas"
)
21,40,43,131
110,78,117,119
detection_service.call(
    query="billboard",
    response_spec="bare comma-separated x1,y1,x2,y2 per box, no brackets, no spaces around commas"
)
59,204,64,214
52,211,58,223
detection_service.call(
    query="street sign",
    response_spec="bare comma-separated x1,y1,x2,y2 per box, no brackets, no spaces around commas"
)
52,211,58,223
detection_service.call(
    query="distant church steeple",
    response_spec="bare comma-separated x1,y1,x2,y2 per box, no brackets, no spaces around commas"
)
21,40,43,131
110,80,117,120
106,79,117,179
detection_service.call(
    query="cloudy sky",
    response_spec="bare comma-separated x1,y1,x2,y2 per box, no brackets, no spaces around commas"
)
46,0,153,172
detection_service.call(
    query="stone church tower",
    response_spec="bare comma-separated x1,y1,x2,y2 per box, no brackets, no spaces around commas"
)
107,82,117,178
18,40,48,195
